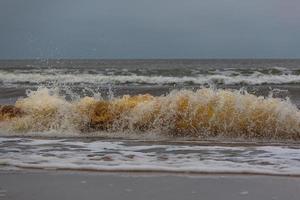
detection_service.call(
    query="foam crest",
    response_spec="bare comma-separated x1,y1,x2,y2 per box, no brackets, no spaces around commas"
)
1,88,300,140
2,71,300,86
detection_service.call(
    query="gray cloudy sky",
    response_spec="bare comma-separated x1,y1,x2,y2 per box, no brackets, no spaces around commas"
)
0,0,300,59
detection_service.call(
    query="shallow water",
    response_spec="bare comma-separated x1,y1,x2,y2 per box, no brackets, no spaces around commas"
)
1,137,300,175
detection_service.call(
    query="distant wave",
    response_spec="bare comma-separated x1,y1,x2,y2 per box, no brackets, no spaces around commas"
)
1,87,300,140
1,71,300,86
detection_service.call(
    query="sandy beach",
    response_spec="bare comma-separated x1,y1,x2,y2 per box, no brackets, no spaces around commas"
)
0,170,300,200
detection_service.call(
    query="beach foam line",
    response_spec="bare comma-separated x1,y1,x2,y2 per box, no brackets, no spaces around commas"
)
1,138,300,175
1,87,300,140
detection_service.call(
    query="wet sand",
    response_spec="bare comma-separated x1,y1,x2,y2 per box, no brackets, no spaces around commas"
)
0,170,300,200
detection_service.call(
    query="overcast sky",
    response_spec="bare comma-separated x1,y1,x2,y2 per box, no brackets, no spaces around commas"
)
0,0,300,59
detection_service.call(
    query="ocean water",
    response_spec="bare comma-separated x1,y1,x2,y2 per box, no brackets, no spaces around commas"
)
1,59,300,175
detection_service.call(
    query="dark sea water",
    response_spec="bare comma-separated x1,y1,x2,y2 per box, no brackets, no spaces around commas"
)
1,59,300,175
1,59,300,105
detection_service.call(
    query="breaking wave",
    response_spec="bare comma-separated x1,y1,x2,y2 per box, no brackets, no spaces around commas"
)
2,71,300,86
1,87,300,140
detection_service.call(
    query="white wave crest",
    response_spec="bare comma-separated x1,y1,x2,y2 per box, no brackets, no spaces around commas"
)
1,71,300,85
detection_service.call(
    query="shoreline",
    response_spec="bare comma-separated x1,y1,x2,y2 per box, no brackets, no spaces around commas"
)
3,167,300,178
1,170,300,200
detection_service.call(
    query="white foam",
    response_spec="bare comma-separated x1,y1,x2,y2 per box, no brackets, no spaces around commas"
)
1,71,300,85
1,137,300,175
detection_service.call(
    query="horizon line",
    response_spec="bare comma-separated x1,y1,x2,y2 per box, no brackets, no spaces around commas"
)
1,57,300,60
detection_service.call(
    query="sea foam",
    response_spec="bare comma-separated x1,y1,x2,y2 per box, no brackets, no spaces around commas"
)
2,71,300,86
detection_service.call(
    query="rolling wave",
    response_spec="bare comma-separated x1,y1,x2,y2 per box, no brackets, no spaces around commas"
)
1,87,299,140
1,71,300,86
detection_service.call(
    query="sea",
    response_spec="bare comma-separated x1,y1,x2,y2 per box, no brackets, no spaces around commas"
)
1,59,300,175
